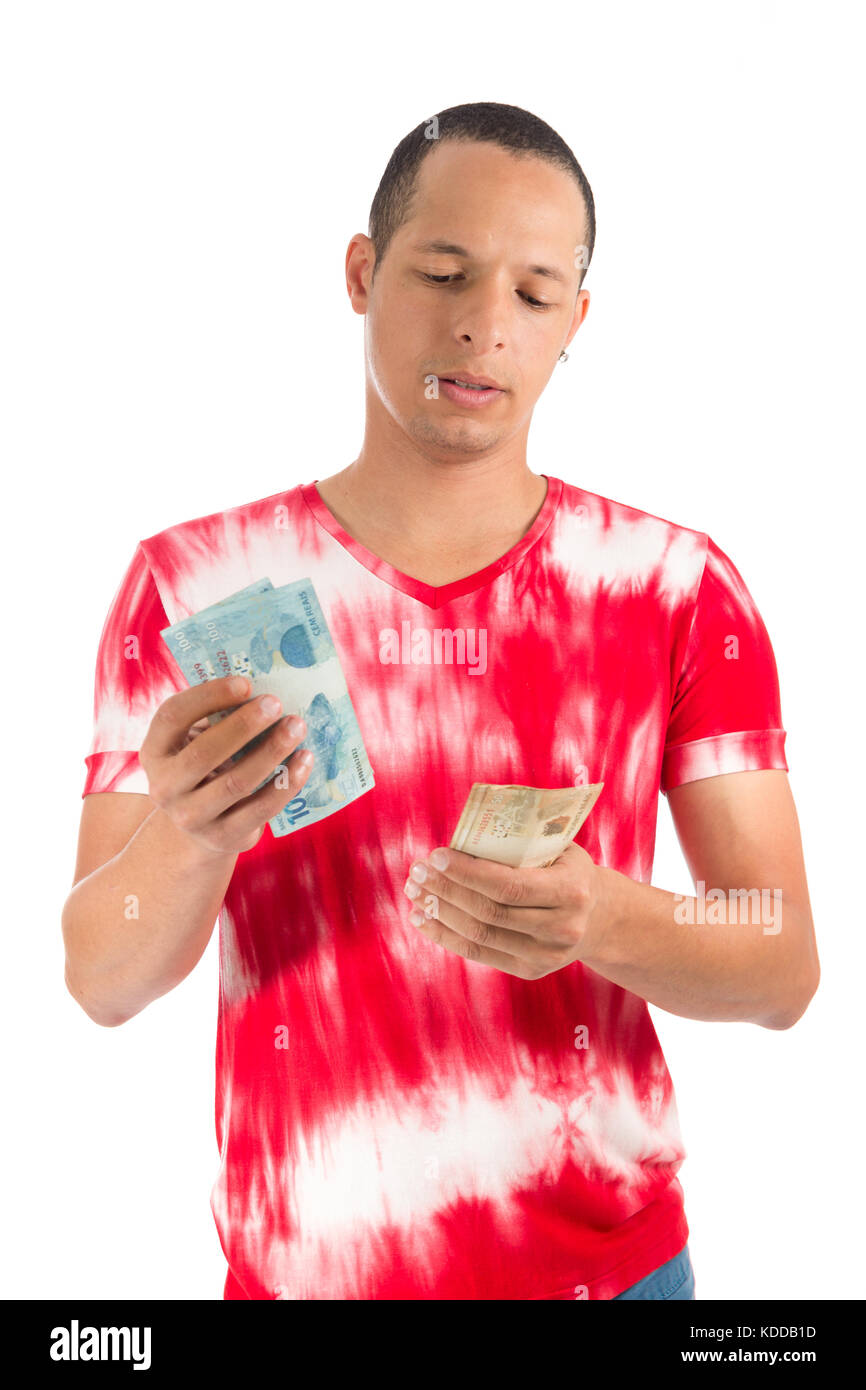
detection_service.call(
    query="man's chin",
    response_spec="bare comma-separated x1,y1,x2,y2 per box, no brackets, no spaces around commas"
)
406,416,504,456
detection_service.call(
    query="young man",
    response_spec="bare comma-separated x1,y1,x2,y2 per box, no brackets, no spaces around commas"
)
63,102,819,1301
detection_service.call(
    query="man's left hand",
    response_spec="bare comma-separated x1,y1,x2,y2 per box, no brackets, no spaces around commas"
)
402,842,608,979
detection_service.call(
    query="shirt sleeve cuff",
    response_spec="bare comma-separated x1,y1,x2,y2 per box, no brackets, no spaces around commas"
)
660,729,788,795
82,751,150,798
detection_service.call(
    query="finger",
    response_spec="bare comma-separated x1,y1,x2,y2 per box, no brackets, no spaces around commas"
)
152,692,291,799
420,844,573,910
185,716,242,778
409,885,545,959
203,745,314,847
142,675,252,759
185,716,212,739
172,715,310,828
404,859,552,939
405,901,537,979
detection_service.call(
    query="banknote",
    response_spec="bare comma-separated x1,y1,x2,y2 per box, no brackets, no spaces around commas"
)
160,579,279,773
449,782,604,869
160,578,374,837
160,579,274,682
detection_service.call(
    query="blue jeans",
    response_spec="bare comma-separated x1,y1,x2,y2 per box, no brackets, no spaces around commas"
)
612,1243,695,1299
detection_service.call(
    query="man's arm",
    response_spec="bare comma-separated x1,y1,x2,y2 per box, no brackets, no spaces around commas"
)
583,770,819,1029
64,677,312,1027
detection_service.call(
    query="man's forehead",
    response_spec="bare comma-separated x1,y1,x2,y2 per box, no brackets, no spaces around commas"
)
400,147,585,249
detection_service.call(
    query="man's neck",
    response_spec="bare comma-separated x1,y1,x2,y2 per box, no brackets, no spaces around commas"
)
313,454,549,588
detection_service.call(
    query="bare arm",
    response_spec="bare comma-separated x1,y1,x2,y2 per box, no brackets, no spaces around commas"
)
62,803,238,1026
62,675,313,1027
583,770,820,1028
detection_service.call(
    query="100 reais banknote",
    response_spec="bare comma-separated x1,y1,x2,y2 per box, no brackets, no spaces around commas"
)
160,578,374,837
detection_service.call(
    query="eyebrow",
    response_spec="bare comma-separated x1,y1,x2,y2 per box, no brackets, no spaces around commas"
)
410,239,568,284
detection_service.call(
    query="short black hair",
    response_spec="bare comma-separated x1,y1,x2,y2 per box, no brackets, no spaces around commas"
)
368,101,595,290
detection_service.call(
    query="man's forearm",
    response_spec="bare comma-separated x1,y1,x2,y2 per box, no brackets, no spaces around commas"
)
62,808,238,1027
581,865,814,1029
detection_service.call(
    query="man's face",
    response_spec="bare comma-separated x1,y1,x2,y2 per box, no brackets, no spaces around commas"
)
349,139,590,460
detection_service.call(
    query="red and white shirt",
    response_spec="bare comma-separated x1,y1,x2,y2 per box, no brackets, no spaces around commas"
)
83,473,788,1299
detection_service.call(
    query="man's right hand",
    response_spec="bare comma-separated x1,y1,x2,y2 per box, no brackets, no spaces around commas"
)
139,675,313,856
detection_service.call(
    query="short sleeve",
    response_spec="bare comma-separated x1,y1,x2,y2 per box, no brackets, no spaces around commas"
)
82,543,188,797
660,535,789,795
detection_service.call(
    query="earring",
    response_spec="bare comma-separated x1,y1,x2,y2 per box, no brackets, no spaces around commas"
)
558,350,569,363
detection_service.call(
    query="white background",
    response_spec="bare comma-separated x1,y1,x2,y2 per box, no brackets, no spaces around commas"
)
2,0,863,1300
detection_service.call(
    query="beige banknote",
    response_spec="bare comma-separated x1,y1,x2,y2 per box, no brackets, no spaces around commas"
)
449,782,604,869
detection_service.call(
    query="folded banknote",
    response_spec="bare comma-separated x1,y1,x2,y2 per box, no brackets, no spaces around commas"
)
449,782,604,869
161,578,374,837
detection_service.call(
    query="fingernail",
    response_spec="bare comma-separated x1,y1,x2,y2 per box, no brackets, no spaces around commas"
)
409,863,427,883
429,848,449,870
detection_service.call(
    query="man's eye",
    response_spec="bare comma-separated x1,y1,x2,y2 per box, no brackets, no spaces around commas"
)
418,272,553,310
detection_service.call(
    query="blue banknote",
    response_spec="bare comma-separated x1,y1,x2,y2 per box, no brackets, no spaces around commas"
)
160,579,274,683
160,578,374,836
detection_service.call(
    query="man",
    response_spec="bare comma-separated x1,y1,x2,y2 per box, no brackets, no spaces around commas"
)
63,101,819,1301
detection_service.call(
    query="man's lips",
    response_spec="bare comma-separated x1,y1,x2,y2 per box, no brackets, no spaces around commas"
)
438,372,505,390
437,378,505,407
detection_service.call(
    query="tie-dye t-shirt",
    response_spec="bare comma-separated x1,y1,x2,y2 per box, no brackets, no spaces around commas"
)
82,473,788,1300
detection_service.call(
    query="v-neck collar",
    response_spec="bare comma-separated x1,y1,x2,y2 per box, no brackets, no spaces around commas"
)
300,473,562,609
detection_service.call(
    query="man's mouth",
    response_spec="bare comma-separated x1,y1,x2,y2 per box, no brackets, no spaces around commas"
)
437,376,505,406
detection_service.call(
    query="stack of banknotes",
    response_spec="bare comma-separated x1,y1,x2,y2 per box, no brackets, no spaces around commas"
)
449,782,604,868
160,577,603,860
160,577,375,837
